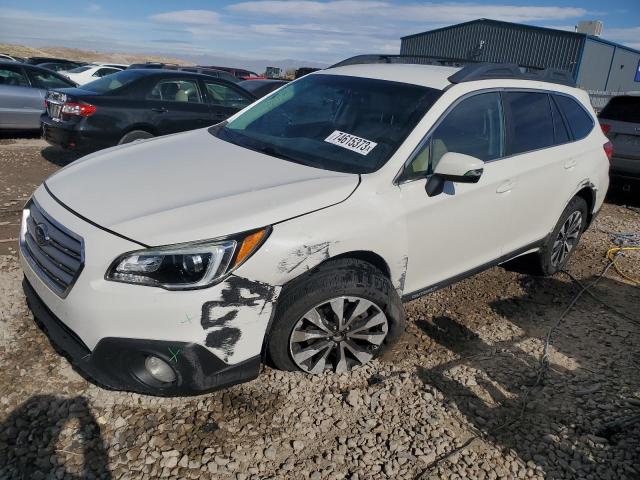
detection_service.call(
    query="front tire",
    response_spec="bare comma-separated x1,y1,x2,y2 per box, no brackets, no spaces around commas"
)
267,259,405,374
537,196,588,275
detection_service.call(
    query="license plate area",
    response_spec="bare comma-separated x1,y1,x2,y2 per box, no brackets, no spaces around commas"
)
618,134,640,147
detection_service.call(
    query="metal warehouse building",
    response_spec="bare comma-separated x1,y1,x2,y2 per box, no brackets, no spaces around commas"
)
400,19,640,93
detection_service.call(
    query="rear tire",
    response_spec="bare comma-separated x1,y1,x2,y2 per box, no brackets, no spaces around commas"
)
118,130,154,145
536,196,588,276
267,258,405,374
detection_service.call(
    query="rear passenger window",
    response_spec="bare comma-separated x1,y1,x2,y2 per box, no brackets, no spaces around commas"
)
550,96,570,144
554,95,593,140
504,92,554,155
148,79,202,103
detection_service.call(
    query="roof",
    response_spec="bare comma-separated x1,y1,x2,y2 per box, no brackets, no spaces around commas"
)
319,63,461,89
402,18,640,56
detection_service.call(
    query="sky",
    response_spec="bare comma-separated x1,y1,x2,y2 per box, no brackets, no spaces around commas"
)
0,0,639,65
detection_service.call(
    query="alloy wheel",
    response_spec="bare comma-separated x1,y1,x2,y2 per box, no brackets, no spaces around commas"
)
551,210,583,267
289,296,389,374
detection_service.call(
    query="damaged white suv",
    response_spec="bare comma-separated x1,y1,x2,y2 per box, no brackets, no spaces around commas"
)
21,57,610,395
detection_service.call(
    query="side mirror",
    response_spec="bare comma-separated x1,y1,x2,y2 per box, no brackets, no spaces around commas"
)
425,152,484,197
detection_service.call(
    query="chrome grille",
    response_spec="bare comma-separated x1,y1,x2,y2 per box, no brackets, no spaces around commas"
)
20,200,84,297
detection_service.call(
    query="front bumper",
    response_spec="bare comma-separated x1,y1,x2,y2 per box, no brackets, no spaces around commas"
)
24,277,261,395
19,186,281,395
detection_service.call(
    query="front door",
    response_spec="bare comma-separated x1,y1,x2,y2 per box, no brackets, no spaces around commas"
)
201,80,254,123
399,91,512,297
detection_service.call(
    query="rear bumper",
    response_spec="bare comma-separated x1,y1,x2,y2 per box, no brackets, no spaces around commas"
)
41,116,114,151
610,155,640,179
23,277,261,396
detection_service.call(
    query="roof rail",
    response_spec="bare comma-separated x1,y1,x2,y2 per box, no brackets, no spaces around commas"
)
329,55,576,87
329,54,476,69
448,63,575,86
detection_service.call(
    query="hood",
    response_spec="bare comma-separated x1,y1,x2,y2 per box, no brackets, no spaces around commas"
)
46,129,359,246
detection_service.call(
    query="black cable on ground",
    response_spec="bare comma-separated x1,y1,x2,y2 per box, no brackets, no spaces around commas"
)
416,238,637,479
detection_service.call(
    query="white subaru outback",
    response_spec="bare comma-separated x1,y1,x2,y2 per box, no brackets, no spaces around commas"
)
20,58,611,395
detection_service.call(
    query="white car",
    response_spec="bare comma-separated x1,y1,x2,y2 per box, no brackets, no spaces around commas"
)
61,63,127,85
20,59,610,395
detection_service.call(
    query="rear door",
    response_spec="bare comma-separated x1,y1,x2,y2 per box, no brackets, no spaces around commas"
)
0,64,43,129
598,96,640,177
201,79,254,123
145,76,212,135
498,91,582,254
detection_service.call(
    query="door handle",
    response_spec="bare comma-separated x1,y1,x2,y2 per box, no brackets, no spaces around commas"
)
151,107,168,113
496,180,513,194
564,158,577,170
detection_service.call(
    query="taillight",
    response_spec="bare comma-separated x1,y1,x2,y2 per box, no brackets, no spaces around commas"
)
600,123,611,135
603,141,613,162
62,101,96,117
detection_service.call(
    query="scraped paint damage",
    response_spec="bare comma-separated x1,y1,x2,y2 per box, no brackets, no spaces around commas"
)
278,241,333,274
397,256,408,293
201,275,278,358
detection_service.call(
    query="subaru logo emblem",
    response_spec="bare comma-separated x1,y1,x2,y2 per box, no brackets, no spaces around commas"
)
34,223,50,246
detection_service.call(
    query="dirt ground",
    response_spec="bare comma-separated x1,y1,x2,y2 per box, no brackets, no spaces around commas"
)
0,137,639,480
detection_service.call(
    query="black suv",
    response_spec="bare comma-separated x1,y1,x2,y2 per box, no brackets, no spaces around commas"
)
41,69,256,151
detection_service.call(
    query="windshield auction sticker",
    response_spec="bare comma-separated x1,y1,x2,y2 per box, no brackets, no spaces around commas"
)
324,130,377,156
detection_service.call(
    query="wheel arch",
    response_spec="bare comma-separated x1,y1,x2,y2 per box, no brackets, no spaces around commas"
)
574,184,596,228
325,250,392,279
121,124,158,138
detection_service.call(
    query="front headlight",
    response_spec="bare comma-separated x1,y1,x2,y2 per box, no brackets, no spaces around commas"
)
106,228,269,290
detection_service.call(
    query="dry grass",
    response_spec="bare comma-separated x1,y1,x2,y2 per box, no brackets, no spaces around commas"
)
0,43,192,65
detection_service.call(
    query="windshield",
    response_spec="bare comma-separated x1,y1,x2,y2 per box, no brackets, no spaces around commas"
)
213,74,441,174
81,69,144,93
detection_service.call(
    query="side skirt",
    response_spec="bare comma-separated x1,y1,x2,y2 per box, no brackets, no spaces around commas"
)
401,239,545,303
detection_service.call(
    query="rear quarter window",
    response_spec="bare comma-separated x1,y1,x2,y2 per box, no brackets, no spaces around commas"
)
554,94,594,140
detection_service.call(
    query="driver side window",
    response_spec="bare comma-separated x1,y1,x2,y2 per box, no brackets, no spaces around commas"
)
405,92,504,180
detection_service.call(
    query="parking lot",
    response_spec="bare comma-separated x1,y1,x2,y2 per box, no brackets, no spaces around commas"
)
1,137,639,479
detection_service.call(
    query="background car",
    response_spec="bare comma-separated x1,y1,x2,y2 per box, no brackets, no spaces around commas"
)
62,64,126,85
41,69,256,150
36,62,86,72
0,61,77,131
238,79,288,98
26,57,85,67
171,66,240,84
127,62,180,69
0,53,24,62
599,95,640,190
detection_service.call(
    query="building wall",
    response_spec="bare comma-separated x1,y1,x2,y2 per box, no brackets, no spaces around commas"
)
401,22,584,77
577,40,615,90
604,46,640,92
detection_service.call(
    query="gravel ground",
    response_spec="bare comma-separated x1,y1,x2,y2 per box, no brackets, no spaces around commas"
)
1,138,639,479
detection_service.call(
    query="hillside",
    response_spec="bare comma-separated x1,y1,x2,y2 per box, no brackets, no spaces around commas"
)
0,44,192,65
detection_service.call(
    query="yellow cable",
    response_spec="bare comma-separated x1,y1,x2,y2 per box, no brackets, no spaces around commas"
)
606,247,640,286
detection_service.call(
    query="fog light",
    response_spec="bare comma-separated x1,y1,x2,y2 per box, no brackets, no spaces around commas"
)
144,356,176,383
